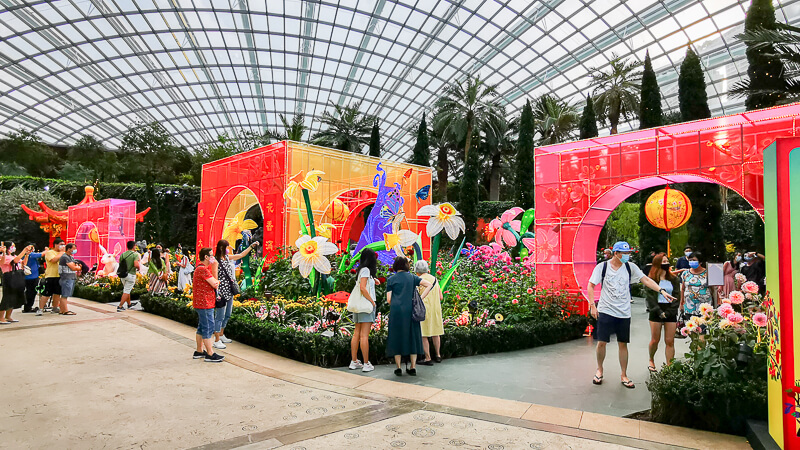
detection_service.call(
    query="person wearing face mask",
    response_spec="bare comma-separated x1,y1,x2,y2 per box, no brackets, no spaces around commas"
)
57,243,81,315
680,252,716,318
675,246,693,271
740,251,766,295
192,248,224,362
212,239,259,349
38,239,65,315
645,253,681,373
587,242,676,389
0,243,33,324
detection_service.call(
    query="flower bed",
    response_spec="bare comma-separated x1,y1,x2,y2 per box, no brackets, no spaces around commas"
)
74,274,149,303
646,275,770,434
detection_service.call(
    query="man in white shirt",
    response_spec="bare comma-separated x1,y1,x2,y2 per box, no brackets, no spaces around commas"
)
587,241,675,389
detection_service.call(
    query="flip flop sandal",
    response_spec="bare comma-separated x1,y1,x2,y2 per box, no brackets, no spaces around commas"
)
61,311,77,316
621,380,636,389
648,365,657,373
592,375,603,385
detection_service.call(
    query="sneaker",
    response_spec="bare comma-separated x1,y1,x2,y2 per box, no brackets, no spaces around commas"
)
35,309,43,316
362,362,374,372
204,353,225,363
117,306,126,312
129,301,140,307
348,360,363,370
212,341,227,349
193,351,207,359
51,307,60,314
220,335,232,344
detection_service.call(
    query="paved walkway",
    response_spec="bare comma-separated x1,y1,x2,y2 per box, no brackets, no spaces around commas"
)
337,298,690,417
0,299,747,449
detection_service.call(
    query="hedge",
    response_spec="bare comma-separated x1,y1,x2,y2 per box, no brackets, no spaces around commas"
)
74,284,146,304
138,294,588,367
0,176,200,248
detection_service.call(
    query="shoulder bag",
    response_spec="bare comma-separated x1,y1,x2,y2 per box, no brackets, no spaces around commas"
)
347,275,373,314
412,279,431,322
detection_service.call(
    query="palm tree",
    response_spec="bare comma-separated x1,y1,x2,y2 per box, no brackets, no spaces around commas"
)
269,113,308,142
310,101,375,152
481,114,518,201
433,75,504,159
532,94,579,145
732,23,800,104
588,54,642,134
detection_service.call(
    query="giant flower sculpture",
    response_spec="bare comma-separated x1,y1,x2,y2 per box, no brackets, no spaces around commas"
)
384,230,419,257
417,203,465,240
222,210,258,245
489,207,524,247
292,235,338,278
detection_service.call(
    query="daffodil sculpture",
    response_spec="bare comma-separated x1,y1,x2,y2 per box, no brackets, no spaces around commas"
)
417,202,467,295
222,210,258,246
291,235,339,278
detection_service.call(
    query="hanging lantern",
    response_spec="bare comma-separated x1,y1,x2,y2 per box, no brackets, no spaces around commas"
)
645,186,692,231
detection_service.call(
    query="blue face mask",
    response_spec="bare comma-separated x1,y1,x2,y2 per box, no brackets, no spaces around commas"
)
689,261,700,269
619,254,630,263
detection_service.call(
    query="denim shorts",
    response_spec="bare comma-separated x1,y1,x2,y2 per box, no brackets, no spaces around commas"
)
596,312,631,343
59,278,76,298
196,308,215,339
215,299,233,332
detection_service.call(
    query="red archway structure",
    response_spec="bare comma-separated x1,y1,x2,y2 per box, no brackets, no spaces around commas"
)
533,103,800,309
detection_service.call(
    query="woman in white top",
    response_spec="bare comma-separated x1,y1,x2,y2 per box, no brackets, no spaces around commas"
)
176,250,193,291
348,248,380,373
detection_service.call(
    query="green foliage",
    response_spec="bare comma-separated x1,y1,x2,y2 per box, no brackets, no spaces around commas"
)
578,95,599,139
75,283,145,303
410,114,430,167
733,23,800,104
0,186,67,247
190,133,242,185
514,100,535,209
647,360,767,434
678,48,711,121
460,144,481,242
638,52,663,129
588,54,642,134
0,129,58,177
722,210,762,251
685,183,725,261
118,122,192,184
662,110,683,125
604,202,639,247
310,101,375,153
268,113,306,142
0,176,200,248
742,0,787,110
67,135,121,181
368,120,381,157
57,162,95,182
0,162,29,176
532,94,578,145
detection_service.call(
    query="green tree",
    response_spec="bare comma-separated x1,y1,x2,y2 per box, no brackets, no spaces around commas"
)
0,129,58,177
482,114,517,201
460,143,481,242
238,129,271,151
514,100,535,209
578,95,599,139
0,186,67,248
604,202,640,247
589,54,642,134
532,94,578,145
58,161,94,182
368,120,381,157
268,113,307,142
678,48,711,122
639,51,663,129
190,133,242,185
410,114,430,166
118,122,191,184
733,23,800,105
742,0,787,110
67,135,120,181
433,75,504,159
310,101,375,153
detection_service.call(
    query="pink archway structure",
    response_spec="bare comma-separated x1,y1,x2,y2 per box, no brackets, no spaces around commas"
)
533,103,800,311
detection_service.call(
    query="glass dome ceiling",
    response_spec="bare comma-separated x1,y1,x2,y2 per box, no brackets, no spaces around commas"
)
2,0,800,161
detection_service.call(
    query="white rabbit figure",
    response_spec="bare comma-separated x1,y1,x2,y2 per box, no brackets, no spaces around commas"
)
97,242,122,277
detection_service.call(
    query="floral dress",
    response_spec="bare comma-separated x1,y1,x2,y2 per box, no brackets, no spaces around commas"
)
681,269,712,315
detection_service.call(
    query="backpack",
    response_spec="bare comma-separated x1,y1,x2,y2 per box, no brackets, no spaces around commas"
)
117,251,134,278
601,261,631,286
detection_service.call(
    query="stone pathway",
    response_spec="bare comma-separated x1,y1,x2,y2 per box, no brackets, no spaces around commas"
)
0,299,749,449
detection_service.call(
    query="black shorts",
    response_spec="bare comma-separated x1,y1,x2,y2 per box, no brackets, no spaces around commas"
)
42,277,61,297
596,312,631,343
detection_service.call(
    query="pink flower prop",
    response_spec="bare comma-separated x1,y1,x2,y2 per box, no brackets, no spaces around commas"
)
728,291,745,304
680,327,689,337
727,312,744,324
717,304,734,317
521,237,535,253
742,281,760,294
489,207,524,247
753,313,768,327
512,299,519,304
735,273,747,284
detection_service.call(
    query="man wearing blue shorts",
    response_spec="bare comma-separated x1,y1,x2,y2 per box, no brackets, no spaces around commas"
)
587,241,675,389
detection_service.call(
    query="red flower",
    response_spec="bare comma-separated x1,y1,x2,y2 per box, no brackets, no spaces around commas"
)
543,187,560,204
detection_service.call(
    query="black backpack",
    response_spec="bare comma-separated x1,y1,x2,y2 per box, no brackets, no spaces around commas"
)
117,251,133,278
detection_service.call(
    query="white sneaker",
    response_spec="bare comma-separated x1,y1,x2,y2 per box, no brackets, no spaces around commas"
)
348,360,363,370
362,362,374,372
36,309,43,316
212,341,227,349
220,335,232,344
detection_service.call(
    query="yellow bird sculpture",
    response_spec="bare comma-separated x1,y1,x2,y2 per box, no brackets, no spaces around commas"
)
222,210,258,245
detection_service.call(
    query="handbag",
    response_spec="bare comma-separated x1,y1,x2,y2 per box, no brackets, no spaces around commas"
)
346,279,373,314
221,262,240,296
23,265,32,276
8,263,26,290
411,280,429,322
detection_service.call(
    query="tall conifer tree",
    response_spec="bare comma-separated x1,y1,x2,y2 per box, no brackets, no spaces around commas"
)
514,100,535,209
678,48,711,122
368,120,381,157
743,0,786,110
578,96,599,139
638,51,663,129
410,114,430,166
460,142,480,243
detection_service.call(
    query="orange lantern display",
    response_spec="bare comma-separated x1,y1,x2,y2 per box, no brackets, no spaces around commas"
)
644,185,692,256
324,198,350,223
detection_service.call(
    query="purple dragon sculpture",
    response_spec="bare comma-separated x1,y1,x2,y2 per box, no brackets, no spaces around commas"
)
354,163,404,265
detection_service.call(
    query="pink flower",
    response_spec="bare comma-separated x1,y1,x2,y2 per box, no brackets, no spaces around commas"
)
512,299,519,304
511,278,517,283
718,304,734,317
481,284,487,289
735,273,747,284
526,288,533,294
680,327,689,337
728,291,744,304
489,207,524,248
727,312,744,324
753,313,768,327
721,298,732,304
492,293,498,299
742,281,760,294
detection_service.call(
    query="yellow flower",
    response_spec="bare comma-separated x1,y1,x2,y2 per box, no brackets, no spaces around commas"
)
417,203,465,240
222,210,258,246
495,313,504,322
291,235,338,278
317,223,337,239
383,230,419,256
300,170,324,191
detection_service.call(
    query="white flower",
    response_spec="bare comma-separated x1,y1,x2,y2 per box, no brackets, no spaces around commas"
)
291,235,338,278
383,230,419,256
417,203,465,240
